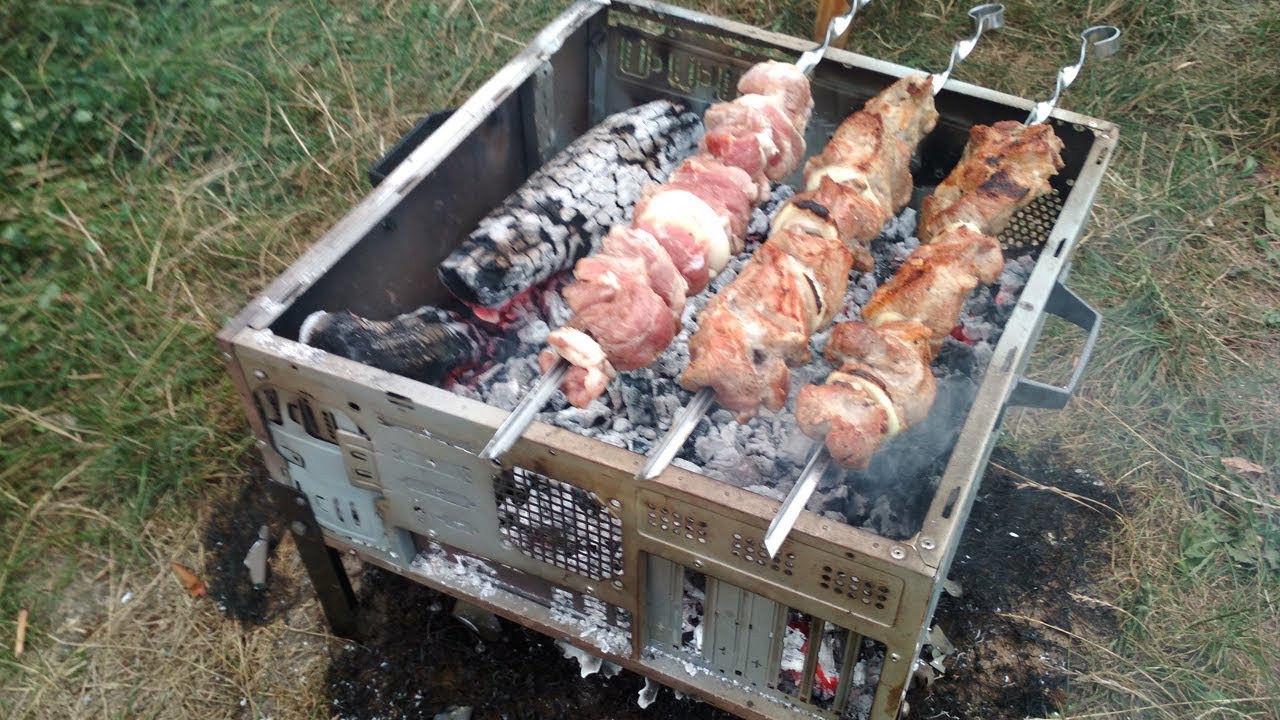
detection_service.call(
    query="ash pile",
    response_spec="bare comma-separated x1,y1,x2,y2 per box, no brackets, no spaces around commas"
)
450,189,1036,540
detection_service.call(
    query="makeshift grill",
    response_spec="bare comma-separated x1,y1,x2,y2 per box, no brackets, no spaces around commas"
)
217,2,1119,719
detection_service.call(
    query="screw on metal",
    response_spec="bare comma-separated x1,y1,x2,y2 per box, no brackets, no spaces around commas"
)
929,4,1005,94
290,520,308,536
1025,25,1121,126
919,537,937,551
294,496,307,507
253,369,267,380
796,1,874,76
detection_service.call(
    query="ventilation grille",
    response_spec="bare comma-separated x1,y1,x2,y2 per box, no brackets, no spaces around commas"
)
287,395,339,444
255,387,282,425
998,188,1065,251
495,467,623,581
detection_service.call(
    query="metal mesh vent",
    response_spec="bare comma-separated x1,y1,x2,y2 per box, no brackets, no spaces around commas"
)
495,467,623,581
998,188,1064,251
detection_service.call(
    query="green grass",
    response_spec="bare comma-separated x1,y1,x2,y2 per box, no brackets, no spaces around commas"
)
3,0,1279,718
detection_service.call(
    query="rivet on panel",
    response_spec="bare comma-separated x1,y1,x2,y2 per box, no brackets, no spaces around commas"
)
889,653,901,662
920,537,936,551
890,546,906,560
612,580,624,589
290,521,307,536
693,560,704,568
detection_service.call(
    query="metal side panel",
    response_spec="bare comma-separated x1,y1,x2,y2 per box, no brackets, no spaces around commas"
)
268,424,385,548
702,578,782,690
643,554,686,653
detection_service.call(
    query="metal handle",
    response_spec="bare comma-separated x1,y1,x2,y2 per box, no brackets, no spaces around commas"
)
1006,281,1102,409
1026,25,1121,125
930,4,1005,92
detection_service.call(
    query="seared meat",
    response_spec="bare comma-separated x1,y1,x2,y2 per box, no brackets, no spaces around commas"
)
680,75,938,420
799,119,1067,468
918,120,1065,241
546,61,813,408
860,222,1003,342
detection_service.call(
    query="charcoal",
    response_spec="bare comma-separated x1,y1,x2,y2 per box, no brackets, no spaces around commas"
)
437,100,703,309
299,307,486,385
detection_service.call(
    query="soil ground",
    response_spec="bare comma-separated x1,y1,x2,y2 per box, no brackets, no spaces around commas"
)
201,445,1122,719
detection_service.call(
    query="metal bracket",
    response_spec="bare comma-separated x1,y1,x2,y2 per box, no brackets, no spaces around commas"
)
1006,281,1102,409
265,479,359,637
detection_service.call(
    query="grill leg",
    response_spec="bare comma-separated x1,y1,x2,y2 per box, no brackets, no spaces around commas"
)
267,479,359,637
869,642,915,719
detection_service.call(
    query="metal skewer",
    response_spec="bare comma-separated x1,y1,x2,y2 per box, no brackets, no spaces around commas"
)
1026,25,1121,125
764,445,831,558
482,2,878,463
637,4,1002,483
762,22,1122,557
797,0,874,77
929,4,1005,92
479,357,568,460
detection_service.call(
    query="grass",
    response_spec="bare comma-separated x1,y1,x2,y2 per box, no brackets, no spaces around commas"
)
2,0,1278,718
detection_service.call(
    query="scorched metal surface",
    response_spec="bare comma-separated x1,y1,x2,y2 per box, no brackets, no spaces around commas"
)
217,2,1118,718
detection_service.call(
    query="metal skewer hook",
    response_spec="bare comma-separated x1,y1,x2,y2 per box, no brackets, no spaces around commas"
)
930,4,1005,93
763,446,832,558
1026,24,1121,125
797,0,874,76
479,356,568,460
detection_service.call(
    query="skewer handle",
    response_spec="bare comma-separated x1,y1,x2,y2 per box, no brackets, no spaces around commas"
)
635,386,716,480
479,357,569,460
797,0,874,76
763,445,833,558
1026,25,1121,125
930,4,1005,94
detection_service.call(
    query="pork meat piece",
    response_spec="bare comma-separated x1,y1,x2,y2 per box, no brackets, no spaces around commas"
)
562,252,680,371
795,379,892,470
667,154,757,244
825,320,936,427
633,187,732,294
860,223,1004,340
736,60,814,131
541,328,615,409
919,120,1065,241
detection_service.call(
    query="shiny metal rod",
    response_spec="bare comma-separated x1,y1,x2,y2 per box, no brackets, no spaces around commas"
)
479,356,568,460
1026,25,1121,125
929,4,1005,94
797,0,874,76
763,445,832,558
635,387,715,481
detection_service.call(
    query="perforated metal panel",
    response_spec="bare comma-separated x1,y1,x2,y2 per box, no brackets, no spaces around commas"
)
495,467,624,581
998,189,1065,251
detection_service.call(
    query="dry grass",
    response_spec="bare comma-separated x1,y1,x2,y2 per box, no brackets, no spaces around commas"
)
2,0,1278,718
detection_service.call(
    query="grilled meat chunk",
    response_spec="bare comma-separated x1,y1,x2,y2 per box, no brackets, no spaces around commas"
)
918,120,1065,241
679,76,938,420
861,222,1003,342
547,60,813,408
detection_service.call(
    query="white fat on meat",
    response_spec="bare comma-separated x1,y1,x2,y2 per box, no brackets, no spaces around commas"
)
772,203,840,242
547,326,616,391
829,371,902,437
635,188,732,277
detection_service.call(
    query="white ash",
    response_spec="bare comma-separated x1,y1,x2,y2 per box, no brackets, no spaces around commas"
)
450,188,1038,540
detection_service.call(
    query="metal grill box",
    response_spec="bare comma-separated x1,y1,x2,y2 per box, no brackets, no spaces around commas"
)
218,2,1117,717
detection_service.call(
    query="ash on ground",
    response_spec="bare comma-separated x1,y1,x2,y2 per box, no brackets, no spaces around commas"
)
450,188,1037,540
201,465,300,625
906,446,1124,718
326,565,737,720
